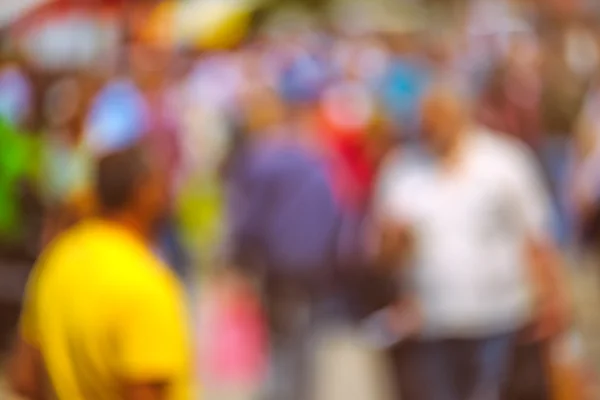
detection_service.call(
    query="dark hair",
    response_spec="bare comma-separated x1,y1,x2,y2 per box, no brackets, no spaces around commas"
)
95,145,149,213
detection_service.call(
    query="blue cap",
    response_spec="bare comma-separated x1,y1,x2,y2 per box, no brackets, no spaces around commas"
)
279,55,329,104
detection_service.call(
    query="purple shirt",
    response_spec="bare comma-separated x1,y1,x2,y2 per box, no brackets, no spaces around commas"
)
226,137,344,274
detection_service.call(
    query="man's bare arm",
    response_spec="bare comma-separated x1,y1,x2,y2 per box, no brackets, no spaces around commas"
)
8,337,46,400
525,237,570,341
372,221,414,268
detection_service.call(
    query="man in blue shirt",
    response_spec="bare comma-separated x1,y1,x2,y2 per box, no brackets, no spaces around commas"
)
226,85,359,400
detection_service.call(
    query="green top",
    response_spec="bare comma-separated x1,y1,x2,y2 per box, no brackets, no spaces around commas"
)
0,117,42,241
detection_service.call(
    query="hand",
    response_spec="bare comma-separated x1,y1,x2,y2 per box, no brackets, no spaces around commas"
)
387,298,423,338
376,221,414,267
522,240,571,342
524,288,570,343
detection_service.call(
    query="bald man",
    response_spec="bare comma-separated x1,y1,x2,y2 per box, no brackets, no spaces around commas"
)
374,84,560,400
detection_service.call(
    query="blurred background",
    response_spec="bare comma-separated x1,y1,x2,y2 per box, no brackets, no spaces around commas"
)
2,0,600,399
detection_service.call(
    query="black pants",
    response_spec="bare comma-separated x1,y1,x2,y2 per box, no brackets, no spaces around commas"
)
390,340,551,400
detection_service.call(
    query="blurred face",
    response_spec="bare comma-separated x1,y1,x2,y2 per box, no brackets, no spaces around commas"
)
129,44,167,90
421,91,466,156
508,35,541,74
243,86,285,134
45,78,81,131
365,119,393,164
426,35,456,67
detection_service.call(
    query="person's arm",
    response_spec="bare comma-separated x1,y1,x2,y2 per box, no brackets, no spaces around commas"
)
8,266,46,399
369,149,414,268
510,143,570,341
8,338,46,400
371,220,413,268
117,282,190,400
366,150,424,337
525,237,570,341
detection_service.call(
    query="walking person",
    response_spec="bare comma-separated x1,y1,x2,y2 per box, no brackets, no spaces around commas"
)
225,86,350,400
9,144,192,400
375,83,566,400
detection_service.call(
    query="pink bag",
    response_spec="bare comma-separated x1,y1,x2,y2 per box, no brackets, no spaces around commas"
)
199,275,268,386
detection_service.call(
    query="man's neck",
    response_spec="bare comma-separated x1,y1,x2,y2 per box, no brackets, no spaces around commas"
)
438,126,469,172
100,212,152,243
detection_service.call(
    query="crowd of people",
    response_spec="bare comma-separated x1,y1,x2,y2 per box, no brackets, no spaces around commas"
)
3,0,600,399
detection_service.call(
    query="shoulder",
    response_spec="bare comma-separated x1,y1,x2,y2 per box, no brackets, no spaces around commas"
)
103,249,184,317
245,141,282,171
376,147,431,203
45,221,174,284
128,264,182,299
37,221,88,266
25,222,88,297
470,127,539,171
119,266,186,329
109,243,180,297
379,146,431,183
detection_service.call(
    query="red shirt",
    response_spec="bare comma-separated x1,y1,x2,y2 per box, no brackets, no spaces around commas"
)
317,109,376,212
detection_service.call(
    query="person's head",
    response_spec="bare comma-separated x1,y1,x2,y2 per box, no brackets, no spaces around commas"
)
44,77,83,142
128,43,168,91
365,109,395,165
424,31,459,68
242,85,286,136
421,82,471,157
482,65,509,105
95,144,169,235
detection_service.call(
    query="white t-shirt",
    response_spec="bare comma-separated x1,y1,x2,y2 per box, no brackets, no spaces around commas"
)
376,129,551,338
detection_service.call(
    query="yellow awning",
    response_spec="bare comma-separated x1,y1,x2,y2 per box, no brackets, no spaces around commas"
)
142,0,263,50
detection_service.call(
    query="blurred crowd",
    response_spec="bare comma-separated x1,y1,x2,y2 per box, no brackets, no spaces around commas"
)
4,0,600,399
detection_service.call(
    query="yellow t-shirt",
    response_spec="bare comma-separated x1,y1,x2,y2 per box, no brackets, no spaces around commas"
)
20,219,192,400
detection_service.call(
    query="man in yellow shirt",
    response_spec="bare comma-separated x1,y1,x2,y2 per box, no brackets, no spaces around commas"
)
8,145,192,400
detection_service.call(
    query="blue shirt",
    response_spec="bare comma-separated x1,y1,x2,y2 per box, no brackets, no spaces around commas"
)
227,138,342,274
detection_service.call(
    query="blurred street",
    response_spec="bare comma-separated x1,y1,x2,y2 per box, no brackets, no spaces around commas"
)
2,0,600,399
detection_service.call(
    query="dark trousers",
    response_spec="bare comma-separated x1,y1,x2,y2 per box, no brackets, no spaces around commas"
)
391,340,551,400
342,264,552,400
502,341,551,400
